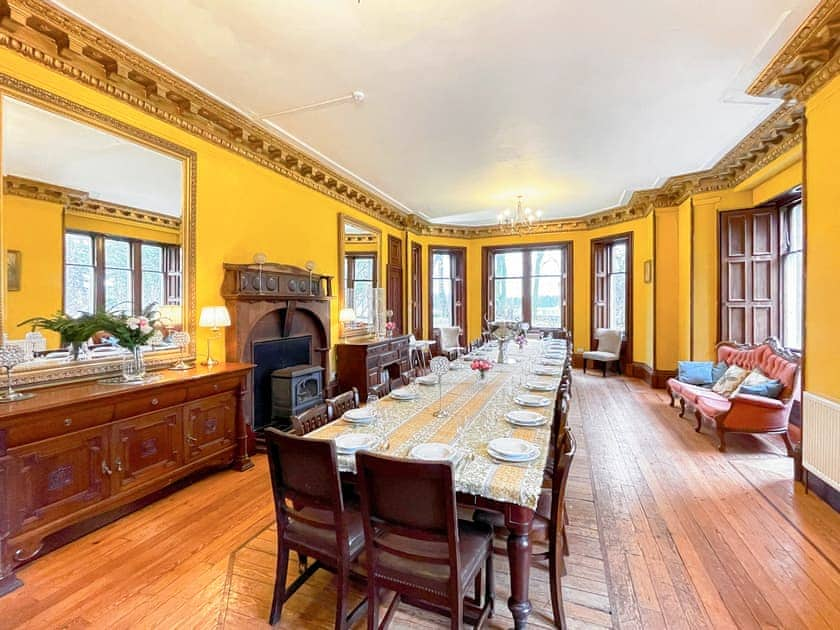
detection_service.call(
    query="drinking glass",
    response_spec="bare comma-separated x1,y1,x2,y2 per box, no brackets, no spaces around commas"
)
366,393,379,420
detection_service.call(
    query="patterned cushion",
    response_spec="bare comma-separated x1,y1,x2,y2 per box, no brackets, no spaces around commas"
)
711,365,749,398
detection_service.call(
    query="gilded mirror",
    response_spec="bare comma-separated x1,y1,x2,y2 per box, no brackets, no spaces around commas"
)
0,78,196,386
337,214,381,339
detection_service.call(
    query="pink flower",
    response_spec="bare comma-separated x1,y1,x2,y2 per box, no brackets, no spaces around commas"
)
385,321,396,331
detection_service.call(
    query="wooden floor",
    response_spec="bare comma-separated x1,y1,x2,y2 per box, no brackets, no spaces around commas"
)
4,372,840,629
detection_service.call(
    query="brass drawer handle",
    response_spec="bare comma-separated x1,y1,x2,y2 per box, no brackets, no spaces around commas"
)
213,384,219,392
14,543,44,563
151,397,159,406
64,417,72,427
187,435,197,444
101,460,113,476
115,457,124,473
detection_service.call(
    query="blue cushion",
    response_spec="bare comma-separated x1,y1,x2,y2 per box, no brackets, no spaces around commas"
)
711,361,728,383
739,379,783,399
677,361,714,385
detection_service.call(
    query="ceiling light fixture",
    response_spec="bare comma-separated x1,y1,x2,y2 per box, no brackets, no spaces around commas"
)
261,91,365,118
497,195,543,233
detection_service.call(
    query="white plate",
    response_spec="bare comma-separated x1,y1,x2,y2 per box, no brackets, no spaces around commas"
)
416,375,438,385
410,442,456,461
343,408,374,423
514,394,552,408
525,381,555,392
334,433,378,454
504,410,547,426
487,437,539,461
540,359,563,366
390,388,418,400
534,368,562,377
544,352,565,359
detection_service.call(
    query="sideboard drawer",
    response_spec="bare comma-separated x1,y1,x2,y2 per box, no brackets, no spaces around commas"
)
114,387,187,419
379,350,399,366
186,376,242,400
5,405,114,447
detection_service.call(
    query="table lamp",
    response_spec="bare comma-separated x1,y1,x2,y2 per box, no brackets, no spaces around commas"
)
199,306,231,366
339,307,356,339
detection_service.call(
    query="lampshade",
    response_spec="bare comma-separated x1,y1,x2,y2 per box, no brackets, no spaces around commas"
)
339,307,356,323
158,304,182,326
199,306,231,328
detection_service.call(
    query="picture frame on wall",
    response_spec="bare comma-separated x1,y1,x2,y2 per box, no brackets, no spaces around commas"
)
7,249,21,291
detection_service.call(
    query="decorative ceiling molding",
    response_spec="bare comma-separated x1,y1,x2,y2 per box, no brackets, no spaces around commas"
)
748,0,840,102
4,174,182,229
0,0,807,238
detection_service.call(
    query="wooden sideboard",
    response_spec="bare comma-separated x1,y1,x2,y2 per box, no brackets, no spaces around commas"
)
335,335,410,400
0,363,254,596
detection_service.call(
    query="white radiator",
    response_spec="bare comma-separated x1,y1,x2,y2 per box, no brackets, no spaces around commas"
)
803,392,840,492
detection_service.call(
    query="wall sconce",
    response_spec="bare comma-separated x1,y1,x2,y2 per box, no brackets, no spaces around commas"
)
199,306,231,366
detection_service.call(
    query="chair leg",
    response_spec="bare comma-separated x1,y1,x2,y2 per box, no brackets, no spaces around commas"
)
335,568,348,630
548,536,567,629
451,593,463,630
782,431,795,457
486,547,495,616
269,544,290,625
366,576,378,630
716,423,727,453
602,361,607,377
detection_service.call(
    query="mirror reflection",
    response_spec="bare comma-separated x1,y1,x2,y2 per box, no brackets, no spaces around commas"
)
338,216,380,336
2,95,185,365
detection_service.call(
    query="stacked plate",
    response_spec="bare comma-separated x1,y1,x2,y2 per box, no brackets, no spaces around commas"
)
409,442,457,461
514,393,552,408
545,352,565,360
540,358,564,366
334,433,378,454
487,437,540,463
416,374,438,385
504,410,548,427
390,388,419,401
525,380,555,392
342,408,374,424
534,367,562,377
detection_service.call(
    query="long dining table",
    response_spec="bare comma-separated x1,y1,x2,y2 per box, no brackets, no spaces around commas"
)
310,339,568,629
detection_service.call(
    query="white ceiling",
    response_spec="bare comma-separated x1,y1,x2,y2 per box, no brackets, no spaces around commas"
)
2,97,183,216
53,0,817,224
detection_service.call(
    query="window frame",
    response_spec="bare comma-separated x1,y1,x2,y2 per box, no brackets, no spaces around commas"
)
590,233,633,365
481,241,573,334
344,251,378,324
780,194,804,352
428,245,467,342
63,229,181,314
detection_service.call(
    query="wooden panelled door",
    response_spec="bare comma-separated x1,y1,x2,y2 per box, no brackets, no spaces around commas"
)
719,207,779,344
410,242,422,338
387,235,404,334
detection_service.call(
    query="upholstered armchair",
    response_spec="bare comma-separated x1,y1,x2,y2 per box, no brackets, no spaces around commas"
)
582,328,622,376
434,326,463,360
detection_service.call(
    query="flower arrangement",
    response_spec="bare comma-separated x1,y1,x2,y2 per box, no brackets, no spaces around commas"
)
86,304,161,349
21,311,100,358
515,333,527,349
470,358,492,380
385,321,396,332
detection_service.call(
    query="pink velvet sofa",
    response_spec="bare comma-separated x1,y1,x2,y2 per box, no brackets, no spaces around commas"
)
667,338,801,454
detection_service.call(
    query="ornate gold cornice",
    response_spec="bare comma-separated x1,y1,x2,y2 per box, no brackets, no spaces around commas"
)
0,0,807,238
4,174,182,230
748,0,840,102
344,234,378,244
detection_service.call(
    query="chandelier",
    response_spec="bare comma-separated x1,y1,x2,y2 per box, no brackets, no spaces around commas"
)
497,195,543,232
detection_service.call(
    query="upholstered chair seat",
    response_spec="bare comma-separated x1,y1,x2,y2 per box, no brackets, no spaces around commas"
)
582,328,622,376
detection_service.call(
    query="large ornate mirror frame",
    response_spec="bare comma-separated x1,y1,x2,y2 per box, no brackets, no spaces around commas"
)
337,213,382,339
0,74,197,387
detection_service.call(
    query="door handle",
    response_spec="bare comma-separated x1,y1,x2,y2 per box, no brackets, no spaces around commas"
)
101,460,112,476
115,457,124,473
187,435,198,444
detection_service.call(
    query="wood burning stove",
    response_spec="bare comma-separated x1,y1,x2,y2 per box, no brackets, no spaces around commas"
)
271,364,324,425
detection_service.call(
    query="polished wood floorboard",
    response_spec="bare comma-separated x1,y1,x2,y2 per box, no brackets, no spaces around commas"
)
4,372,839,629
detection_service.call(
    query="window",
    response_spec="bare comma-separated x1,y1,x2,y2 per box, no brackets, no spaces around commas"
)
484,244,571,330
429,246,466,335
781,200,803,350
344,253,376,323
592,237,630,335
63,231,181,315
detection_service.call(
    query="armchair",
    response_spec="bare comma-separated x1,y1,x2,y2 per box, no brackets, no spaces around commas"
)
434,326,463,360
582,328,622,376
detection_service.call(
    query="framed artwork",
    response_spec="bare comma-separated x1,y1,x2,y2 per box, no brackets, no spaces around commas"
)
644,259,653,284
7,250,21,291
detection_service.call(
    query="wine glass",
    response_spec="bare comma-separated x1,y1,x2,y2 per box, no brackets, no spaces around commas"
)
366,393,380,420
169,331,192,371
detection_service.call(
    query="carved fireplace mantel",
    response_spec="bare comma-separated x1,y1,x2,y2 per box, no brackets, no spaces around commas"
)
222,263,334,428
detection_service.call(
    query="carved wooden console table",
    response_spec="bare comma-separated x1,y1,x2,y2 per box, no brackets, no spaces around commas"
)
0,363,254,596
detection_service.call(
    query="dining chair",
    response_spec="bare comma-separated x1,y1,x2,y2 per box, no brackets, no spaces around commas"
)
290,402,331,436
325,387,360,420
582,328,622,376
355,452,495,629
474,429,577,629
263,428,367,629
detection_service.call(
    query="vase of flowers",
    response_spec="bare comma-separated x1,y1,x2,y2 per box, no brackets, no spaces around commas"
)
385,321,396,338
471,358,492,381
87,304,160,382
515,333,527,350
20,311,99,360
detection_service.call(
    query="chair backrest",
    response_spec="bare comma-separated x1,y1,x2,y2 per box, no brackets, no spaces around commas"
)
369,382,390,398
438,326,461,351
264,428,347,548
290,403,331,436
355,452,460,591
325,387,359,420
548,428,576,537
595,328,622,354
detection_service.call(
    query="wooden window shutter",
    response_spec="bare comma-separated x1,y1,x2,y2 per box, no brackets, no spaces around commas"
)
719,208,779,344
164,245,182,306
592,242,608,330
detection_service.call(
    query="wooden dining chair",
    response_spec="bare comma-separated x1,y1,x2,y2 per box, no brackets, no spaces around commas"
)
325,387,359,420
474,429,577,629
290,402,332,436
355,452,495,629
263,428,367,629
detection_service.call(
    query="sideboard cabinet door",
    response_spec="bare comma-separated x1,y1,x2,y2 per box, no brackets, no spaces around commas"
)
183,393,236,462
112,408,183,493
10,426,112,534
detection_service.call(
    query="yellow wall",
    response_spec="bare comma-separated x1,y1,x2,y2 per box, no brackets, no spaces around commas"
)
654,207,679,370
804,74,840,400
2,194,62,344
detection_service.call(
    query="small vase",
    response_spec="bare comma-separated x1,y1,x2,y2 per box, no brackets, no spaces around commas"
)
122,346,146,382
478,370,487,382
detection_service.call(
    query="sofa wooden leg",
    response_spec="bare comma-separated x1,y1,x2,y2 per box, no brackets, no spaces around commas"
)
694,410,702,432
679,398,686,418
781,431,794,458
668,388,675,408
716,424,727,453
